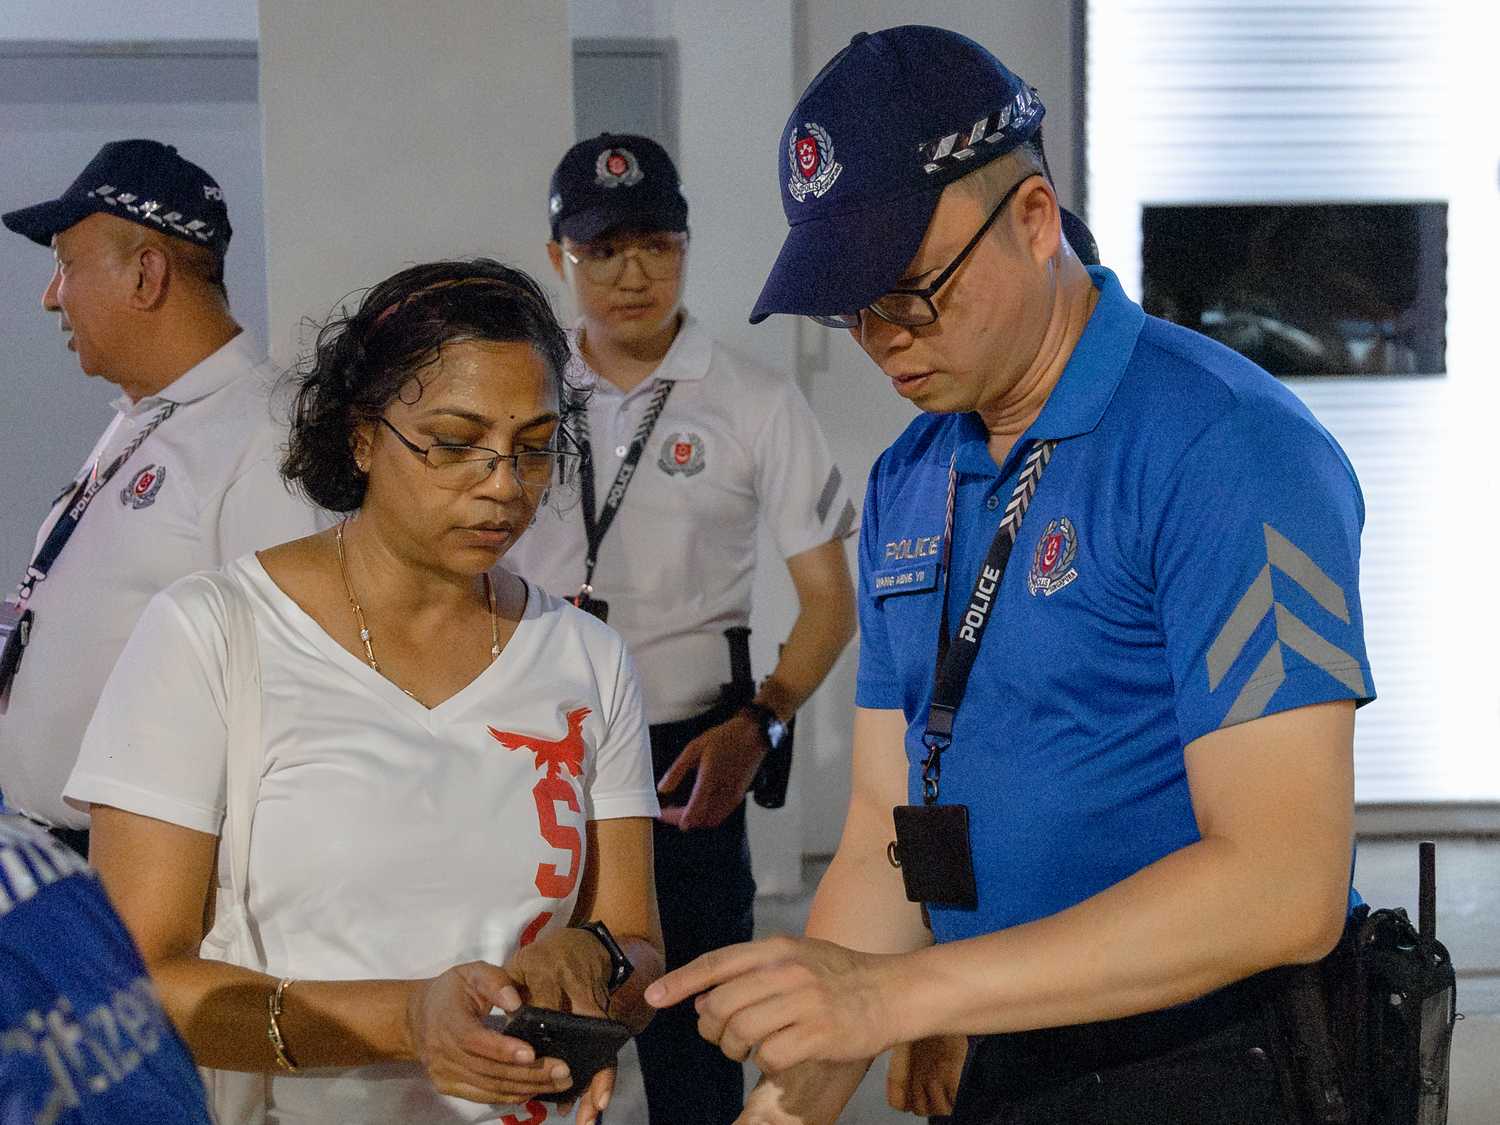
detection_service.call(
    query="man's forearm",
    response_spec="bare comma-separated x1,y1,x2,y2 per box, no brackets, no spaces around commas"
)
760,539,856,718
805,840,930,955
879,829,1349,1046
876,703,1356,1046
745,787,930,1123
760,609,851,718
741,1058,874,1124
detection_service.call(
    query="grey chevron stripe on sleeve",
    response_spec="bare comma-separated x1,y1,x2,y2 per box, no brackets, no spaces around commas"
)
816,466,842,523
1205,523,1367,728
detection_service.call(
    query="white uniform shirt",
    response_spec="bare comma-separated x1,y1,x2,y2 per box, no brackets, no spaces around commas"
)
503,313,855,725
65,556,658,1124
0,333,322,828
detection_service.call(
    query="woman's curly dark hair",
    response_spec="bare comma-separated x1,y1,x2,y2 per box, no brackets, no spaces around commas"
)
282,258,583,512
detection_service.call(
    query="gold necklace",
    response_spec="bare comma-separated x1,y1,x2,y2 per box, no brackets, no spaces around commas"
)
335,519,500,699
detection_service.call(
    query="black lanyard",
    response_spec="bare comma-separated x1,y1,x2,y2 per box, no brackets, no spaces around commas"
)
920,437,1056,803
11,403,177,609
574,379,674,600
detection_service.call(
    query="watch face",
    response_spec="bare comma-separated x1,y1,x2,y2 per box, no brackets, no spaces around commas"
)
765,717,789,751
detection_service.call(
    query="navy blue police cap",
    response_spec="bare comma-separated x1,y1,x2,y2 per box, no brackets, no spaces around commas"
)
549,133,689,243
2,138,232,256
752,25,1095,324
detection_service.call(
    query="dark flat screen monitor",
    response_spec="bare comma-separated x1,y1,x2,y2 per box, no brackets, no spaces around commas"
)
1141,202,1447,377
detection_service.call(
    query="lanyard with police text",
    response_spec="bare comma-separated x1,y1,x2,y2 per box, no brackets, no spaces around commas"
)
921,437,1056,803
10,403,177,610
574,379,674,602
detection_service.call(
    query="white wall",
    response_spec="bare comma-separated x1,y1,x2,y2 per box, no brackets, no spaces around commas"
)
571,0,671,38
672,3,807,893
0,0,257,40
1087,0,1500,805
259,1,571,367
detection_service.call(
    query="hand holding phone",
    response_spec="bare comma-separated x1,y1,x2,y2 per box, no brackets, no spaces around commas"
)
484,1005,631,1103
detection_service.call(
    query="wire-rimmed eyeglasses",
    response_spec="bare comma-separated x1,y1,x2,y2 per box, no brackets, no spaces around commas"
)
378,418,579,493
808,173,1039,331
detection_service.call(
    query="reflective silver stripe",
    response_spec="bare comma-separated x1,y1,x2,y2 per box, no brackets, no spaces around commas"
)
1274,604,1368,696
831,499,856,540
1222,641,1286,728
1206,523,1366,724
816,466,843,524
1207,565,1274,692
1000,441,1053,542
1264,524,1348,623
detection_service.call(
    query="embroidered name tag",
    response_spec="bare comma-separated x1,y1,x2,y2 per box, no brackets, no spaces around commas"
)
871,561,941,597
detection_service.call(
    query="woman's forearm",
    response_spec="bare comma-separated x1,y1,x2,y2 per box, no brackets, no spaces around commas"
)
151,955,419,1071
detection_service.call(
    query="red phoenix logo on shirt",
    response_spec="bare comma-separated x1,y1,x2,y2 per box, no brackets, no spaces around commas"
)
489,706,593,906
487,708,593,1125
488,706,591,778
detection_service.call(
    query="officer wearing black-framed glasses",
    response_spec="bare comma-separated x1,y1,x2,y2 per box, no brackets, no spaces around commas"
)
649,25,1373,1125
808,173,1038,330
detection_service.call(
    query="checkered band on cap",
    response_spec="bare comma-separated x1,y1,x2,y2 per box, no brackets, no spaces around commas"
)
84,183,221,245
918,86,1043,176
2,138,232,253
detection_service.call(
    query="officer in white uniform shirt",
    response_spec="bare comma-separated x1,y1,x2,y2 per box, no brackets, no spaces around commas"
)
0,139,321,857
502,133,857,1125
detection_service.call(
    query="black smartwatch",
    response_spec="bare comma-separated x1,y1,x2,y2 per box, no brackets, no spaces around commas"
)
742,701,789,753
575,920,634,993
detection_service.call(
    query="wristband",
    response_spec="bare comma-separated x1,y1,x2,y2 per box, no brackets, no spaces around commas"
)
575,920,634,993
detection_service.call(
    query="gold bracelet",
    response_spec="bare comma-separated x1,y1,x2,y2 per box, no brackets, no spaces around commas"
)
267,977,300,1073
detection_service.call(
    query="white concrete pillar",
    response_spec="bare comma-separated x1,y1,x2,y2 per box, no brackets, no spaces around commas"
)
259,0,572,365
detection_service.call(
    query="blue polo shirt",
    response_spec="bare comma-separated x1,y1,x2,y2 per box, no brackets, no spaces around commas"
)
856,267,1373,945
0,820,211,1124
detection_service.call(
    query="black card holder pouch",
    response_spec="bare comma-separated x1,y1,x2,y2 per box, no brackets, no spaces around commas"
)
573,594,610,623
0,603,32,700
891,803,978,910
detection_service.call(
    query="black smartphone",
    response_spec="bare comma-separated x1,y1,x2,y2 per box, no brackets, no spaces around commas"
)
484,1005,632,1103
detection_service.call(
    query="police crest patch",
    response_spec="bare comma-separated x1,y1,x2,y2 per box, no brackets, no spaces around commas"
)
1028,516,1078,597
658,433,705,477
121,465,166,510
595,147,644,188
786,122,842,202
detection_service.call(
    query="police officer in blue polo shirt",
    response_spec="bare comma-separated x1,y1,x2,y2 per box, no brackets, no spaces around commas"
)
646,26,1372,1125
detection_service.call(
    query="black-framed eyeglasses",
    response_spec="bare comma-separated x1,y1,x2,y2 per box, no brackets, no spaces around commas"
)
562,231,689,286
808,173,1040,331
377,418,580,493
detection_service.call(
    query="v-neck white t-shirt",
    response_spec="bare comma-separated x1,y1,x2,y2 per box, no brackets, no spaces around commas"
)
65,555,658,1124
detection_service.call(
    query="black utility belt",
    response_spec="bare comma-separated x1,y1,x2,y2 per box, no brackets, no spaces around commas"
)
970,967,1290,1088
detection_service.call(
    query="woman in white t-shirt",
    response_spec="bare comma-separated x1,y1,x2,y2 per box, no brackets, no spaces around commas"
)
64,260,664,1125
